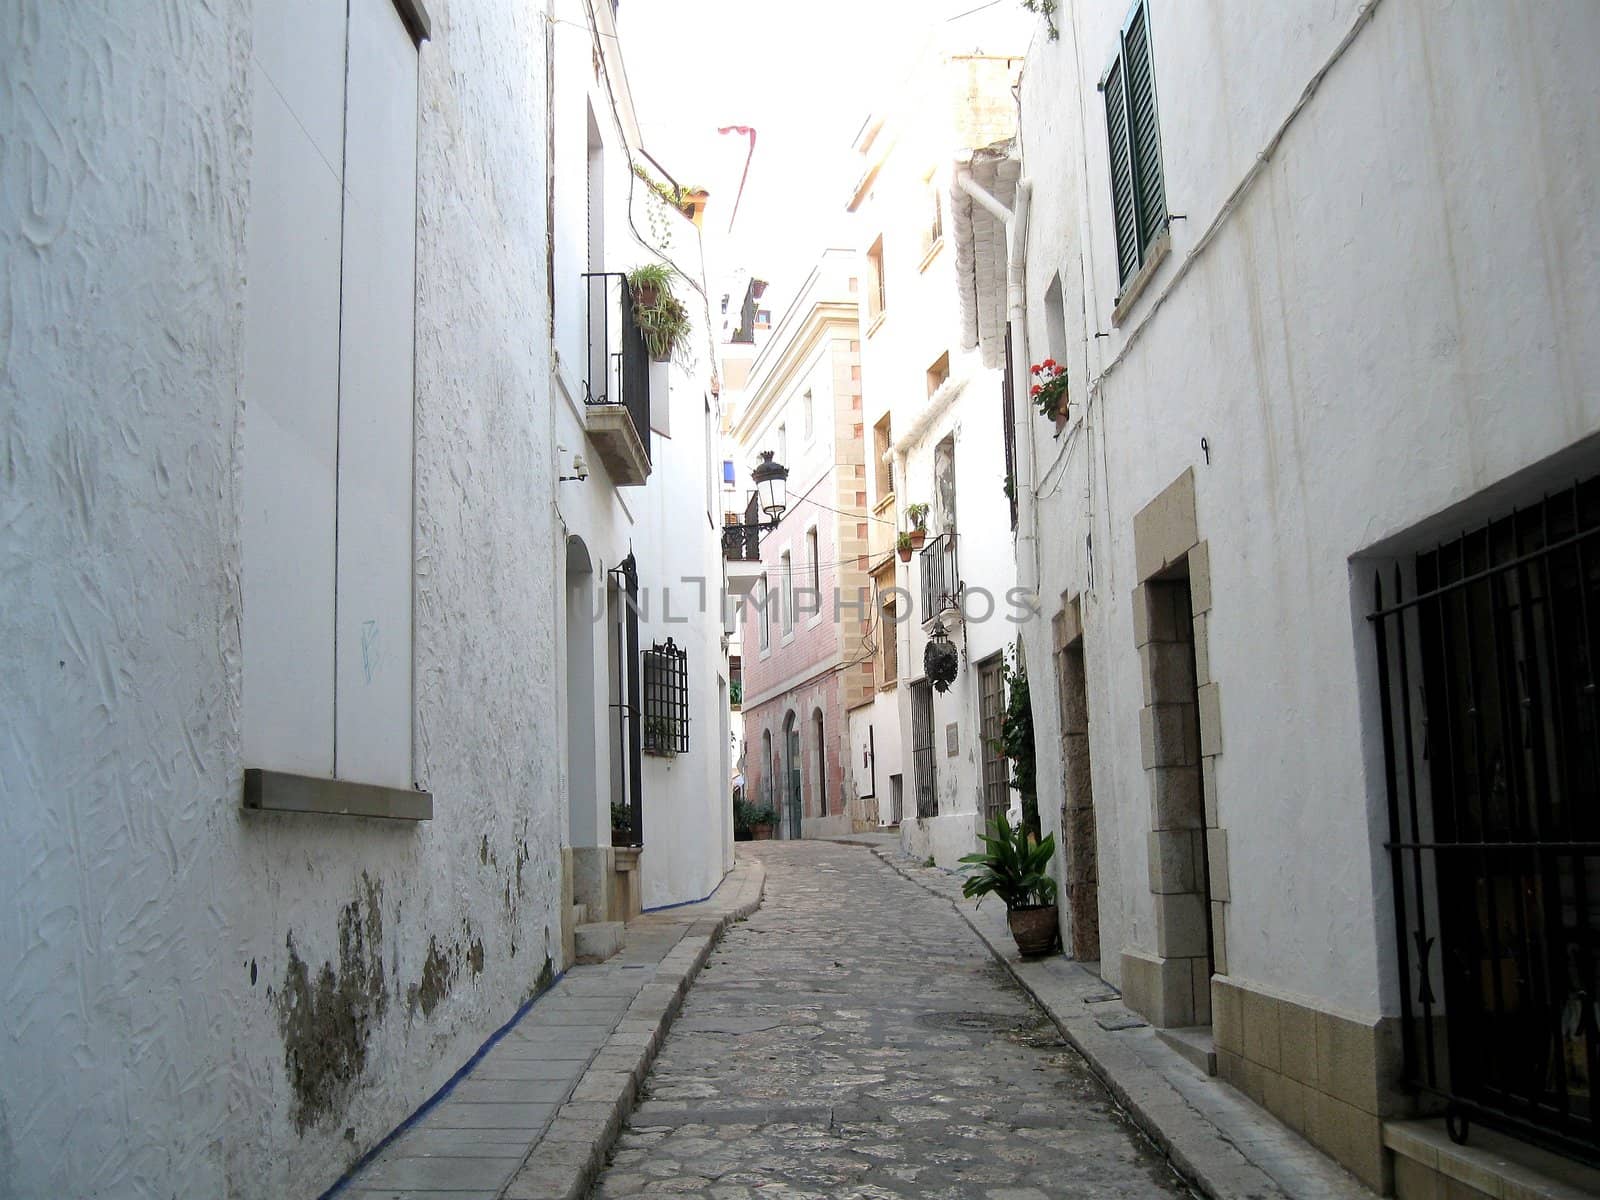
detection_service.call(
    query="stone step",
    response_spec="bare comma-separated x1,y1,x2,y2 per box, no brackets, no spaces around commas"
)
1157,1024,1217,1076
574,921,626,964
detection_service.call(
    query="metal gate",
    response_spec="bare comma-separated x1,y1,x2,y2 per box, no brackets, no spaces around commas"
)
978,655,1010,828
784,719,803,839
912,681,938,819
1369,476,1600,1161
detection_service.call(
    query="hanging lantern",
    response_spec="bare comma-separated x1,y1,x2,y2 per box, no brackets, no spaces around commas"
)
924,622,959,693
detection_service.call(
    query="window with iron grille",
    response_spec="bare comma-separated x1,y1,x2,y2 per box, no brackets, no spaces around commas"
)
1370,474,1600,1162
642,638,689,756
978,655,1010,827
1100,0,1166,288
911,680,938,818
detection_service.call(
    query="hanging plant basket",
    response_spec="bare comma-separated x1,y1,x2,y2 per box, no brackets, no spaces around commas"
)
925,634,959,693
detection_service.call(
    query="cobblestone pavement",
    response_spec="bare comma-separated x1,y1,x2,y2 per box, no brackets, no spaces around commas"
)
590,841,1190,1199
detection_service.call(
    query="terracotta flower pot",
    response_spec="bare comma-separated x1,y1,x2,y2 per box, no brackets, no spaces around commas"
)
1006,904,1059,957
897,545,913,562
752,824,773,840
908,527,927,549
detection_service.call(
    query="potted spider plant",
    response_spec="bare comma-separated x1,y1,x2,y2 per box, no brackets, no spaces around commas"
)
627,263,693,364
896,532,914,563
959,812,1059,957
906,503,929,549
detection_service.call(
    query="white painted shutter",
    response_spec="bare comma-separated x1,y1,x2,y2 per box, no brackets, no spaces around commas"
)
239,0,347,776
333,0,418,787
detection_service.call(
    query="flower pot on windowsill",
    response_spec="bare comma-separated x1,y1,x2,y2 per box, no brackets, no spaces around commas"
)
1006,904,1059,957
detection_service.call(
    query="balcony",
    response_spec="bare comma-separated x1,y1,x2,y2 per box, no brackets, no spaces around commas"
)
919,529,960,624
722,492,764,597
582,272,651,487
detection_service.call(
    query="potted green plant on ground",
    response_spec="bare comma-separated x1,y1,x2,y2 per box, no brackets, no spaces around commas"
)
897,532,914,562
749,804,776,840
627,263,692,364
906,503,930,549
959,811,1058,957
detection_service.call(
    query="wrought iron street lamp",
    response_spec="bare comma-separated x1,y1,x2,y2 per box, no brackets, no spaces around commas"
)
726,451,790,539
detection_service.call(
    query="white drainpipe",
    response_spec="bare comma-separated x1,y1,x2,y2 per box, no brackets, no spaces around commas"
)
957,171,1038,600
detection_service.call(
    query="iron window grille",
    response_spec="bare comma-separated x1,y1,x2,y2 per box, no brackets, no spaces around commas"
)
1099,0,1167,288
920,530,960,622
911,680,938,819
978,655,1010,827
642,638,689,756
1369,475,1600,1164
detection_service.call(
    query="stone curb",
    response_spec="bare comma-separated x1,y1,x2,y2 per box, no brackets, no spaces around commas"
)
498,858,767,1200
864,844,1372,1200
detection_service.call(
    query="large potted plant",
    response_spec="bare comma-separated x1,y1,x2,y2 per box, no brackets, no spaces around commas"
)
905,503,930,549
959,812,1059,956
627,263,692,364
748,804,776,840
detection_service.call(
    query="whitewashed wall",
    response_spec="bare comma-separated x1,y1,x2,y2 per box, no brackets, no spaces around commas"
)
0,2,564,1197
547,0,730,909
1017,0,1600,1014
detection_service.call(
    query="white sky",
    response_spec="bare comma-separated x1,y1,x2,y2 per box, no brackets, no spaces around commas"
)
614,0,1031,311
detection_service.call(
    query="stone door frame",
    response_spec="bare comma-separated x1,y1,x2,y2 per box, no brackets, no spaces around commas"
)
1124,468,1230,1029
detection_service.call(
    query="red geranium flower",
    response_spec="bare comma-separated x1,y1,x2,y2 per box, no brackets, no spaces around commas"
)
1030,364,1041,375
1030,384,1041,396
1043,357,1056,369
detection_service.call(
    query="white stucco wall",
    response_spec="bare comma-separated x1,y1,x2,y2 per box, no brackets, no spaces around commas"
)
0,2,564,1197
547,0,730,910
1016,0,1600,1015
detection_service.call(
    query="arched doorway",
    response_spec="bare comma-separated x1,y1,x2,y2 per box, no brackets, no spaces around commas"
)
760,728,774,816
565,537,597,848
782,712,802,839
812,708,828,819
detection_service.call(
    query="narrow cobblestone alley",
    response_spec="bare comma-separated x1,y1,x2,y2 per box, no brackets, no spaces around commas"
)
591,842,1189,1198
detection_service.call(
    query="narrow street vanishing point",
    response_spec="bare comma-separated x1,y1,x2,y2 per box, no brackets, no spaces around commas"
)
591,842,1189,1199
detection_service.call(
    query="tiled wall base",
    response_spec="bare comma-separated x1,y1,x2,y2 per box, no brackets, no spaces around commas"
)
1121,948,1210,1028
1386,1118,1600,1200
1212,975,1406,1192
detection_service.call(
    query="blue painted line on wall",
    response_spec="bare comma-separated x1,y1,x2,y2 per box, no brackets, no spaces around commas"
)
641,864,731,913
316,968,567,1200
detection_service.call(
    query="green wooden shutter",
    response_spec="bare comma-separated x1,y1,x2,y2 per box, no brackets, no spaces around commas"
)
1124,3,1166,254
1103,56,1138,284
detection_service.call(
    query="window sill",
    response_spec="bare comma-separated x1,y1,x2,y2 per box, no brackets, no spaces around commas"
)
919,238,944,273
243,768,433,821
873,491,896,518
866,311,887,339
1111,224,1171,327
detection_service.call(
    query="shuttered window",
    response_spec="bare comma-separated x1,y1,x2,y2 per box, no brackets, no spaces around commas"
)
1101,0,1166,288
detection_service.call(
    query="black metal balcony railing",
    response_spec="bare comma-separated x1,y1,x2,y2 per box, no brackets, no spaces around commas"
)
723,492,761,562
920,530,959,621
582,271,651,463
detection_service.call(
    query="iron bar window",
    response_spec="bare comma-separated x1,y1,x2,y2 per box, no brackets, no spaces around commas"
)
920,530,959,621
978,655,1010,827
643,638,689,756
911,680,938,819
1369,474,1600,1164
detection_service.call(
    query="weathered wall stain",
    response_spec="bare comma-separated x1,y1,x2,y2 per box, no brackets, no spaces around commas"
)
408,935,456,1019
276,876,388,1135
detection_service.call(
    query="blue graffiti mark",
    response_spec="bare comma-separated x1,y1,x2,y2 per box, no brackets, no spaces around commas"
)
361,620,379,684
